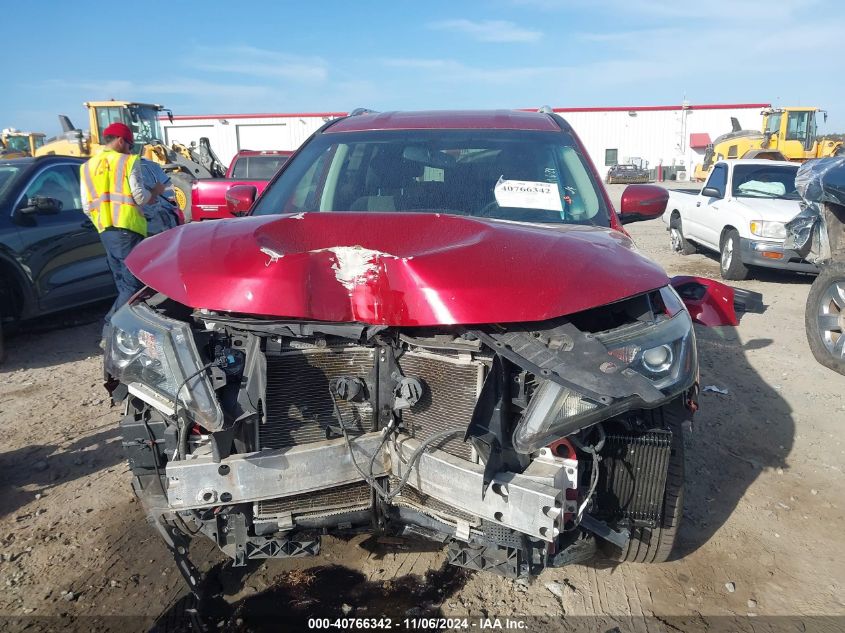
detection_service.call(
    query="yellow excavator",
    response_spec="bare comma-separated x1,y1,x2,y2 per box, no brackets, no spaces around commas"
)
694,106,845,180
35,100,226,219
0,129,46,158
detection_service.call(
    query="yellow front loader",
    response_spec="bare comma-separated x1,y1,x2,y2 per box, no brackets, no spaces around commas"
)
694,107,844,180
0,129,46,158
36,101,226,219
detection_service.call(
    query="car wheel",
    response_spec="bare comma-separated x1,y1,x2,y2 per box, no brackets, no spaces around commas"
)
0,318,5,365
720,229,749,280
602,400,685,563
669,215,696,255
169,172,194,223
804,261,845,375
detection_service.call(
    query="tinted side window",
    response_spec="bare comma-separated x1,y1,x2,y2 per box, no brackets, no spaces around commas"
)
706,165,728,197
21,164,82,212
230,157,247,179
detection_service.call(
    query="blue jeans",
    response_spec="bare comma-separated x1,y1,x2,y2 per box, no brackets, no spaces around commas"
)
100,228,144,333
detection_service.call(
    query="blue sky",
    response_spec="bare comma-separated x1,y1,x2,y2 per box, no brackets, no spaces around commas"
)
2,0,842,135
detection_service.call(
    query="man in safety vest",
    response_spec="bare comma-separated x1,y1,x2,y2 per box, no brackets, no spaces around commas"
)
80,122,165,340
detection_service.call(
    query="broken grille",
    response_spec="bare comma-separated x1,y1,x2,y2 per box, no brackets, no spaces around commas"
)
256,481,372,519
389,476,480,527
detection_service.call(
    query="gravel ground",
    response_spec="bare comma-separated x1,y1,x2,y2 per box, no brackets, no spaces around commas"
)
1,185,843,632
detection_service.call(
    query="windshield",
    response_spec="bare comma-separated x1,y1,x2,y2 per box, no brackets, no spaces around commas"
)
5,136,29,153
125,105,163,145
0,165,22,197
231,155,290,180
731,164,799,199
252,129,610,226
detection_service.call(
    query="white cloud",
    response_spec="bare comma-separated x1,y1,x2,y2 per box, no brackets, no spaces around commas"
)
383,58,557,84
428,19,542,43
511,0,823,21
39,77,274,101
189,46,329,83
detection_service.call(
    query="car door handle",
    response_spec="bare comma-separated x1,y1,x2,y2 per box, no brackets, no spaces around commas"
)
696,201,701,207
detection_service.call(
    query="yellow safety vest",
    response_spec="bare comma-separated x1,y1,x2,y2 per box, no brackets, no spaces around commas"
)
80,149,147,236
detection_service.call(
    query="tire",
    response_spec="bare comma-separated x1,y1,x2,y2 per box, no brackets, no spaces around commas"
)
0,276,10,365
169,172,194,223
669,215,696,255
804,261,845,375
719,229,749,280
603,401,686,564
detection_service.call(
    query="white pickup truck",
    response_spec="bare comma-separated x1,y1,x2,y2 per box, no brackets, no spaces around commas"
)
662,159,817,279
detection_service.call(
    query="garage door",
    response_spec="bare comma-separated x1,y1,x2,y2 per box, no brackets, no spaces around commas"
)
236,124,289,151
165,125,214,147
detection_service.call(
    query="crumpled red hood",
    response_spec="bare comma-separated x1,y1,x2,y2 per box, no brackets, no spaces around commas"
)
126,212,669,326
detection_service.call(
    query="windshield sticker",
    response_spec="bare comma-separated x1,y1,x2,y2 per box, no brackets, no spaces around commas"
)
494,177,563,212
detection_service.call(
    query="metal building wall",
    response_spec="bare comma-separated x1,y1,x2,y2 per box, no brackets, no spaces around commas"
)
162,114,341,166
161,105,767,178
558,106,765,179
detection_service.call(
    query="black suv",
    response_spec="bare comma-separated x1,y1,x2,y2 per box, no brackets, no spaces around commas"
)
0,156,114,361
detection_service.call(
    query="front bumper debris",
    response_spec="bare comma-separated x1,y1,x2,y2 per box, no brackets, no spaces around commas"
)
740,238,818,272
162,436,576,543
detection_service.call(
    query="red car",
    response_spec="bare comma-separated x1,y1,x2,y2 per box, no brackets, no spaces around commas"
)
190,149,291,221
106,110,736,604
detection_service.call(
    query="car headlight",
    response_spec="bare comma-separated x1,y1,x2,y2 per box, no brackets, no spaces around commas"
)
512,286,696,453
750,220,786,239
105,302,224,431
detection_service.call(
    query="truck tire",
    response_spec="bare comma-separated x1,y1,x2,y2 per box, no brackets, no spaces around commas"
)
720,229,749,280
169,172,194,223
0,276,10,365
669,215,696,255
602,402,685,564
804,261,845,375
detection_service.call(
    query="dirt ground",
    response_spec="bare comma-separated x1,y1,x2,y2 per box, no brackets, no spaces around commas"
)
1,185,843,632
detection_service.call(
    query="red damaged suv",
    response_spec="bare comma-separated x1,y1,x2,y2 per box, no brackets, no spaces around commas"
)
106,110,734,592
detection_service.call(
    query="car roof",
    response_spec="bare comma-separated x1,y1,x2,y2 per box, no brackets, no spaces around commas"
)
0,155,84,168
325,110,563,134
0,157,35,167
235,150,292,157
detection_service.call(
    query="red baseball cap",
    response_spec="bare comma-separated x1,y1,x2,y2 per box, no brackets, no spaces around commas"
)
103,122,134,145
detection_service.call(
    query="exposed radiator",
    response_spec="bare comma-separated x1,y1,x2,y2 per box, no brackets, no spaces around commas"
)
257,345,485,525
389,476,480,527
261,346,374,450
256,481,372,520
398,350,484,461
595,430,672,526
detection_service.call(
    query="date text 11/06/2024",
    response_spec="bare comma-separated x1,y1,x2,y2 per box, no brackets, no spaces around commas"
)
307,617,527,630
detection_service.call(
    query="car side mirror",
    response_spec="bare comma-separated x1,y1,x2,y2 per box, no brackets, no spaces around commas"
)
701,186,723,199
619,184,668,224
225,185,257,217
19,196,63,216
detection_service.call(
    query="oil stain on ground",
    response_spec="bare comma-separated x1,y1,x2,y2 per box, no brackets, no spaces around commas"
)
155,562,469,632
